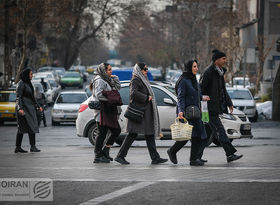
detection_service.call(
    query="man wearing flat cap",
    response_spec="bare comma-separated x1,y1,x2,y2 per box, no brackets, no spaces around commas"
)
200,49,243,163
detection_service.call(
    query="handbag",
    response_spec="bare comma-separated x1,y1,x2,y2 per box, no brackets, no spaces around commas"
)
170,117,193,141
88,101,100,110
185,105,201,120
124,103,146,123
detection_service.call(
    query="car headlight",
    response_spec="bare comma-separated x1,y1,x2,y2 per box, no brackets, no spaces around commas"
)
52,109,63,113
219,113,236,121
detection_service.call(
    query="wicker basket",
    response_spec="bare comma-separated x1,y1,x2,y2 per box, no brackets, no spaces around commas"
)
170,117,193,141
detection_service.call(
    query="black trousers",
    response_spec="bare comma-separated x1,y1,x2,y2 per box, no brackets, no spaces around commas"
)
37,110,46,126
16,131,35,146
117,133,160,161
209,114,237,156
94,123,121,157
169,138,207,161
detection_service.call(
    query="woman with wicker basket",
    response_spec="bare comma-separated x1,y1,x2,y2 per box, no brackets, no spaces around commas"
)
167,60,210,166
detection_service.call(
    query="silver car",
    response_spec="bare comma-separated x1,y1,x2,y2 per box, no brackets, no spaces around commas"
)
227,87,258,122
76,83,253,146
51,91,88,126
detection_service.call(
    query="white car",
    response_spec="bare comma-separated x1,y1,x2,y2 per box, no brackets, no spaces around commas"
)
32,80,56,105
51,91,88,126
76,83,253,146
227,87,258,122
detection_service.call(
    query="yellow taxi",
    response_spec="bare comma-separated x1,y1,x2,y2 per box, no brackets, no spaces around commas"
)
86,65,96,74
0,90,17,124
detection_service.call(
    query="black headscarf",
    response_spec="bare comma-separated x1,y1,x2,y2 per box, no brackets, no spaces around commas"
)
20,68,34,93
175,60,198,95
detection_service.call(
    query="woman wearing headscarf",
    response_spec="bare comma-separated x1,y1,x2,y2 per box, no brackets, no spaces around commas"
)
114,63,168,165
167,60,210,166
92,63,122,163
15,68,43,153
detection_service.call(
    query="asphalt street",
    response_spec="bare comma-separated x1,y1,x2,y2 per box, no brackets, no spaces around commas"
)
0,112,280,205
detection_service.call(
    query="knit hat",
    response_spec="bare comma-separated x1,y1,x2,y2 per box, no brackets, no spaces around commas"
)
212,49,226,62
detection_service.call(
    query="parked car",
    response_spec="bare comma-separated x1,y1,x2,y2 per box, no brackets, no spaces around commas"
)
0,90,17,125
32,80,56,105
165,70,181,82
76,83,253,146
70,65,89,82
149,68,164,81
231,77,255,89
51,91,88,126
227,87,258,122
60,71,83,89
34,71,60,84
38,66,65,79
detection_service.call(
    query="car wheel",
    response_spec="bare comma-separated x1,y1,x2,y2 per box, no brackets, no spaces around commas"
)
249,110,258,122
88,124,98,146
51,119,60,126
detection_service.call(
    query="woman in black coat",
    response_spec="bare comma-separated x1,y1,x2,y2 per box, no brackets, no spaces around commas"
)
114,63,168,165
15,68,42,153
167,60,210,166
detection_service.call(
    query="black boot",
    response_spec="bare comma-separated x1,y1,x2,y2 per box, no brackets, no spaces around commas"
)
94,152,110,163
15,147,28,153
102,146,113,161
30,146,41,152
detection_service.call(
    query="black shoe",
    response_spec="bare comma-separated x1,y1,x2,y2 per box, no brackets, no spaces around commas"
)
151,158,168,165
94,156,110,163
227,154,243,163
115,156,130,165
167,149,177,164
102,147,113,161
200,158,208,163
30,146,41,152
15,147,28,153
190,159,204,166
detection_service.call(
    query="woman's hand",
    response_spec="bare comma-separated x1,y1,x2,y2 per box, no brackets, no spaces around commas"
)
39,107,43,112
18,109,24,116
148,96,152,101
178,112,184,119
202,95,210,101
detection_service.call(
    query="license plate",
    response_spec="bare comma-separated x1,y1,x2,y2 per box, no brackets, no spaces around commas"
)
1,113,14,118
243,124,251,130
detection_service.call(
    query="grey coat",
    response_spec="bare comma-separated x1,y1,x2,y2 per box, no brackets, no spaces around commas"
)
126,77,154,135
16,80,39,134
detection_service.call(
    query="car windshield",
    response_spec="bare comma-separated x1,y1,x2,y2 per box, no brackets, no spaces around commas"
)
0,93,16,102
63,72,80,78
56,93,87,103
227,90,252,100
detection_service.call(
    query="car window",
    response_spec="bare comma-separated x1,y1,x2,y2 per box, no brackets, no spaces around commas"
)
227,90,252,100
119,86,130,105
56,94,87,103
152,87,174,106
0,93,16,102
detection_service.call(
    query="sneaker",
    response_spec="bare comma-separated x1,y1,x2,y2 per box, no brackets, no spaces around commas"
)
151,158,168,165
94,156,110,163
227,154,243,163
115,156,130,165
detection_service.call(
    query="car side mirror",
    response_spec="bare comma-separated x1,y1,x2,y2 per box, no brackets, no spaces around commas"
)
163,98,176,106
254,96,260,100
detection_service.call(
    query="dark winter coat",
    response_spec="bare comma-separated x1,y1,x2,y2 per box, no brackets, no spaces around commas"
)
200,64,233,115
126,76,154,135
16,80,40,134
176,77,207,139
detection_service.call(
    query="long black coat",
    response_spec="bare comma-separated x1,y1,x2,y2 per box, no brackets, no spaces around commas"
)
126,76,154,135
16,80,39,134
200,64,232,115
176,78,207,139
